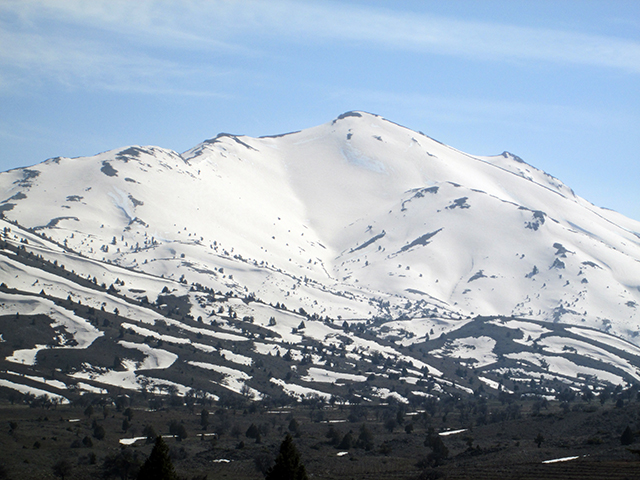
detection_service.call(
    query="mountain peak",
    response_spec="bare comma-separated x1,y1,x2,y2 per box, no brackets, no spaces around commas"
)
1,111,637,334
1,113,639,406
332,110,367,123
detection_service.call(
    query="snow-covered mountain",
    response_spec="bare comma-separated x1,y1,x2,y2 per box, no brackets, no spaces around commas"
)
1,111,640,404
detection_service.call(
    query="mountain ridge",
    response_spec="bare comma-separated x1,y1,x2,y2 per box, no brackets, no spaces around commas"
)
2,111,639,330
0,111,639,404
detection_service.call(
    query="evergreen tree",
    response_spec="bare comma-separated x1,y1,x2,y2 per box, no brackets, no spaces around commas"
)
288,418,299,434
169,420,188,441
338,431,353,450
621,425,634,445
52,459,72,480
0,462,9,480
357,424,375,451
103,449,141,480
142,425,157,444
325,426,341,446
424,428,449,467
265,434,308,480
137,436,178,480
384,418,396,433
200,409,209,430
93,423,106,440
246,423,260,439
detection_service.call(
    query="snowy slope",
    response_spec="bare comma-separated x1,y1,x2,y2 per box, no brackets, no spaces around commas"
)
1,111,638,336
0,111,639,402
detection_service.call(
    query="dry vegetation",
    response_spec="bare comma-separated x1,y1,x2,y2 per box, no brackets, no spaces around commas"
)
1,387,640,480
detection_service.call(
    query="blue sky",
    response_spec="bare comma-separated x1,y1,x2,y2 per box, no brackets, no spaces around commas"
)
1,0,639,221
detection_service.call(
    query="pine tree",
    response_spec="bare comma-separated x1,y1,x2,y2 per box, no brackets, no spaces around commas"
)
246,423,260,439
357,424,374,451
142,425,157,444
103,448,140,479
621,425,634,445
325,426,341,446
265,434,309,480
288,418,299,434
52,459,72,480
0,462,9,480
338,431,353,450
137,436,178,480
424,428,449,467
200,408,209,430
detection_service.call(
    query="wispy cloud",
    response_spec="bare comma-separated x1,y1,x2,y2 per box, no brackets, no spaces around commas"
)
0,0,245,94
298,3,640,72
1,0,255,53
178,0,640,73
1,0,639,96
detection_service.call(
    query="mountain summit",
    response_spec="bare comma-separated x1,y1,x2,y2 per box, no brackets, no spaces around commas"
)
2,111,638,335
1,111,640,402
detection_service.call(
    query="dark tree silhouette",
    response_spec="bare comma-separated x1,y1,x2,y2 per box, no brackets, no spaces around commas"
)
338,431,353,450
246,423,260,439
357,423,375,450
424,428,449,467
265,434,309,480
169,420,188,442
142,425,157,444
325,426,341,446
93,423,106,440
137,436,178,480
385,418,396,433
288,418,299,434
254,452,273,476
621,425,634,445
103,449,141,480
52,459,72,480
200,408,209,430
0,462,9,480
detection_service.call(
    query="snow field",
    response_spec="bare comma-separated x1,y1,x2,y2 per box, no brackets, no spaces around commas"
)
0,378,69,403
270,378,332,402
567,327,640,357
0,292,103,350
537,336,640,382
119,341,178,370
429,336,498,368
504,352,626,385
219,349,252,366
300,367,367,384
187,361,262,400
489,319,552,345
69,341,188,396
